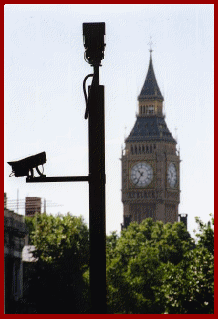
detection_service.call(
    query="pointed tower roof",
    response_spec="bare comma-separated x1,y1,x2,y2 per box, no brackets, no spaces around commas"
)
125,116,176,144
138,53,164,101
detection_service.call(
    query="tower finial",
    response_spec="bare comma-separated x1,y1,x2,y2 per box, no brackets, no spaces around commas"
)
124,125,127,140
148,36,153,55
174,127,178,142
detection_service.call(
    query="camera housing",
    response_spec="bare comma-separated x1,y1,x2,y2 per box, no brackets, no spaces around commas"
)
8,152,46,177
83,22,106,66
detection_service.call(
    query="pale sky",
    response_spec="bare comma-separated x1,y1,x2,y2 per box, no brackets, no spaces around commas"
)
4,4,214,236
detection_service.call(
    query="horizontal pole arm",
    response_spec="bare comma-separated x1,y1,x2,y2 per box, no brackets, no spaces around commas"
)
26,176,89,183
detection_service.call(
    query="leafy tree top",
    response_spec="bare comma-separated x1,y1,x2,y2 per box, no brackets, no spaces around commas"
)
194,214,214,255
25,213,89,268
113,218,194,266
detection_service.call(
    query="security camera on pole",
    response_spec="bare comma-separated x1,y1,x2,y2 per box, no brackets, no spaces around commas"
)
8,23,107,314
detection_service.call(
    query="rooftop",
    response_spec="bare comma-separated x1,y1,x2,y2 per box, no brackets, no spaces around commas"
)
126,116,176,144
138,53,164,101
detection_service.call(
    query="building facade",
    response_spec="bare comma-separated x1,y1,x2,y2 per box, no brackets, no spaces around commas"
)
25,197,41,217
4,193,27,313
121,53,180,227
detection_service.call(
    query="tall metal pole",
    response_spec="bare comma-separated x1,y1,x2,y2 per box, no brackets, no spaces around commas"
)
88,63,106,314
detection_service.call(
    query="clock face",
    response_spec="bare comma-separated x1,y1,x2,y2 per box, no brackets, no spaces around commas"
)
167,163,177,188
131,162,153,187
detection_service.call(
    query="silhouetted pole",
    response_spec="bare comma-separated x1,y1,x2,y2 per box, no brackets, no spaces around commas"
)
88,64,106,314
82,22,107,314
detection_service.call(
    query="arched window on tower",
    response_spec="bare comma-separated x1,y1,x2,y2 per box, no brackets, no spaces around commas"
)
140,105,142,114
146,145,149,153
135,146,137,154
143,105,145,113
139,145,141,154
150,145,152,153
142,145,145,153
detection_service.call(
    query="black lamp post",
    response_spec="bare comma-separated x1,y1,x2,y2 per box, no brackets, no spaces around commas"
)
8,22,107,314
83,22,106,314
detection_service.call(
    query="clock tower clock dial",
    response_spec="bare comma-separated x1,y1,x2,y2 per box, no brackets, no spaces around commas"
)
121,51,180,228
131,162,153,187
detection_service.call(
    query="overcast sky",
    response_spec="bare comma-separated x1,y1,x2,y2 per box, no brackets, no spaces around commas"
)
4,4,214,236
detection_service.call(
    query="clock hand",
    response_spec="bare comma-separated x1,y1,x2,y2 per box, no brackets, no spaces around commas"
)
136,176,141,184
136,171,144,184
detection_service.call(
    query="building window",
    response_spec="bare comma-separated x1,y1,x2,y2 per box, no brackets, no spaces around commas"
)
148,105,154,114
131,145,133,154
142,145,145,153
139,146,141,154
150,145,152,153
135,146,137,154
146,145,149,153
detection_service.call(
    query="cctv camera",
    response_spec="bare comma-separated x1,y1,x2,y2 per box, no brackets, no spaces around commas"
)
83,22,106,66
8,152,46,178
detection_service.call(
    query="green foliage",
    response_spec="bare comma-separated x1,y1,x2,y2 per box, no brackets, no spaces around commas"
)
106,217,214,314
106,231,119,263
32,213,89,267
25,214,214,314
158,248,214,314
24,215,36,245
194,215,214,255
25,213,90,313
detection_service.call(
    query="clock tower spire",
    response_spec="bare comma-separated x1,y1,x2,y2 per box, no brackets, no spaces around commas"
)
137,51,164,117
121,53,180,228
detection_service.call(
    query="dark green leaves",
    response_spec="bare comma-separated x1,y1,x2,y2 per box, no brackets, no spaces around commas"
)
106,216,214,314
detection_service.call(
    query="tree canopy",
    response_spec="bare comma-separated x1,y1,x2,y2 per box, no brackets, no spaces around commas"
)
106,217,214,314
25,213,90,313
24,214,214,314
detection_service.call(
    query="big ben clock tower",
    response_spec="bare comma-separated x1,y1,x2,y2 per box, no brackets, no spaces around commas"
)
121,51,180,227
